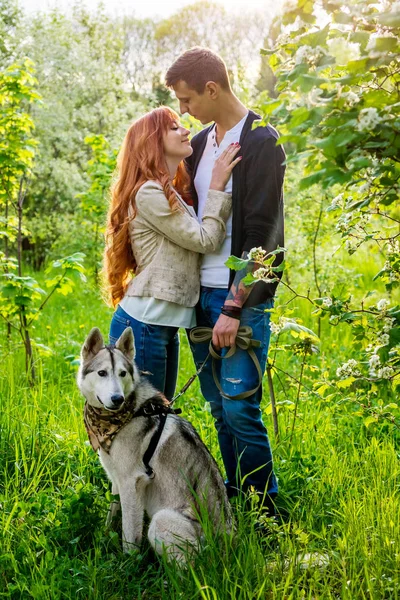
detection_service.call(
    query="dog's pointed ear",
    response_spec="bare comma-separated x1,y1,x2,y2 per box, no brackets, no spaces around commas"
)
115,327,135,362
82,328,104,360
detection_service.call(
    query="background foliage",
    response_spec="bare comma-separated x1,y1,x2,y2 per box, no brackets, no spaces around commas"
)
1,0,400,597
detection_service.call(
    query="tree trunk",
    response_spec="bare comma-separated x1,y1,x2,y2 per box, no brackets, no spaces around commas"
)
17,178,35,383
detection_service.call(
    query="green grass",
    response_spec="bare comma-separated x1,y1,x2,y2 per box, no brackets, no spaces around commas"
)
1,258,400,599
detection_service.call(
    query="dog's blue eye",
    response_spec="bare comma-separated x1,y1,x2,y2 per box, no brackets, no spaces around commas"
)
120,371,127,378
98,370,107,377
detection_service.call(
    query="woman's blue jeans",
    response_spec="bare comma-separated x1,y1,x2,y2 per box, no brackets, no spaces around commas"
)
189,287,278,500
109,305,179,400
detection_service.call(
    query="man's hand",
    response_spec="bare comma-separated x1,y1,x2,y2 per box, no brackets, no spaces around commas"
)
212,314,240,350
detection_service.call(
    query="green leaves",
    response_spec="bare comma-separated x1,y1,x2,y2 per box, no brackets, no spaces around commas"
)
0,274,45,307
260,1,400,214
51,252,86,278
0,59,40,207
363,415,378,428
224,256,250,271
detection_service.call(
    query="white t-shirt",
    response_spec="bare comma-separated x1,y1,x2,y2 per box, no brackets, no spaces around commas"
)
194,113,248,288
120,295,196,329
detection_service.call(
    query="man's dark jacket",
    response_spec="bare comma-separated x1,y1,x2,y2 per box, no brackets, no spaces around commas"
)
186,110,286,307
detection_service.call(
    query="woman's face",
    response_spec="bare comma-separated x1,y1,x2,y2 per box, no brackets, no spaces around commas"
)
163,120,193,162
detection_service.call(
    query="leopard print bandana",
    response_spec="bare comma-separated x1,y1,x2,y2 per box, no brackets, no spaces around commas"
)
83,393,137,453
83,392,170,453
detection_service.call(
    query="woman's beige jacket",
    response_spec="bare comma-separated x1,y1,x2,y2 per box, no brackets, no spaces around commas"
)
124,180,231,307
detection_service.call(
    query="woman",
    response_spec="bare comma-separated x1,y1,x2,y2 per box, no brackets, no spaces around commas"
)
104,106,241,399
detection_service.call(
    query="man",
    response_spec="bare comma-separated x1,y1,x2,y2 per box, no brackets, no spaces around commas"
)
165,47,285,516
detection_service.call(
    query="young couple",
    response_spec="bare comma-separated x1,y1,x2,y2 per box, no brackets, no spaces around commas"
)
105,48,285,516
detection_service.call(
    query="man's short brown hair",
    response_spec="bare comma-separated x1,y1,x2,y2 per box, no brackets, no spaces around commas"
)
165,47,230,94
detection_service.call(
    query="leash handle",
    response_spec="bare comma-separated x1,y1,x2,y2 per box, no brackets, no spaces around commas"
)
189,326,263,401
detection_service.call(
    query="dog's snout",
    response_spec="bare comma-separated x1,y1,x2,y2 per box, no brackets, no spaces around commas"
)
111,394,124,406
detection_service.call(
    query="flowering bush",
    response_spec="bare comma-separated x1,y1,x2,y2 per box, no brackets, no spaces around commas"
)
236,0,400,428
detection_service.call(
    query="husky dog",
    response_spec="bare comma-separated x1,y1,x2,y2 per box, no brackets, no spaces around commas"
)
77,327,232,561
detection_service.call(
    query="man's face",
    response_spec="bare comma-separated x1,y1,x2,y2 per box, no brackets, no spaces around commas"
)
172,80,215,125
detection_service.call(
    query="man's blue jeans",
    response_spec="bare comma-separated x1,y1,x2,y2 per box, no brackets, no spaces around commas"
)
189,287,278,500
109,305,179,400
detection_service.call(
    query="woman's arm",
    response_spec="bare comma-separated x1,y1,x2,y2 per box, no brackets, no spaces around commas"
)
135,181,231,254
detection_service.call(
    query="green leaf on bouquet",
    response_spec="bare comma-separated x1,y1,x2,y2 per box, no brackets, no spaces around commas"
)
242,273,257,286
268,246,287,257
225,256,249,270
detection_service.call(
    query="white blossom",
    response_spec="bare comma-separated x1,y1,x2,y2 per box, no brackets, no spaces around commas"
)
306,87,325,108
368,352,381,377
377,366,394,379
369,354,380,369
247,247,267,262
270,321,282,335
358,183,370,194
336,212,352,233
294,45,325,67
377,333,390,346
294,45,313,65
276,32,291,46
254,267,271,280
345,91,360,106
356,107,381,132
322,297,333,307
382,318,395,333
336,359,361,379
386,240,400,256
269,317,288,335
327,37,360,65
377,299,390,312
331,193,344,208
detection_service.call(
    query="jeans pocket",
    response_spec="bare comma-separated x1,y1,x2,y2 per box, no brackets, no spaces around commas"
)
112,313,131,327
109,308,132,345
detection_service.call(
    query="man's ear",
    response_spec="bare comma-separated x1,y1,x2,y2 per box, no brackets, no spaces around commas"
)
82,328,104,361
205,81,219,99
115,327,135,362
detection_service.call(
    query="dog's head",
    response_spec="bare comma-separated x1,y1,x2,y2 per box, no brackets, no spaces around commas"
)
77,327,138,411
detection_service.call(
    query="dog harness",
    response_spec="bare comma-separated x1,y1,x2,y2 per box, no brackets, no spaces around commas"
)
132,402,182,478
84,395,181,477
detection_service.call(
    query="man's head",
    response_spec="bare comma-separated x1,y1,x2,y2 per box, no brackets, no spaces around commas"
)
165,47,231,124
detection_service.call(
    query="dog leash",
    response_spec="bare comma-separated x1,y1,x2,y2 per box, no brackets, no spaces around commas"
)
138,350,211,476
171,325,263,403
142,326,262,477
170,346,211,404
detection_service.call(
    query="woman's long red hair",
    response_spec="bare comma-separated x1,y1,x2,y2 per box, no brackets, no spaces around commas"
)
104,106,191,307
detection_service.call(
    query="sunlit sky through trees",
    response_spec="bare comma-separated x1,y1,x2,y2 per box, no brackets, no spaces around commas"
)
21,0,284,19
